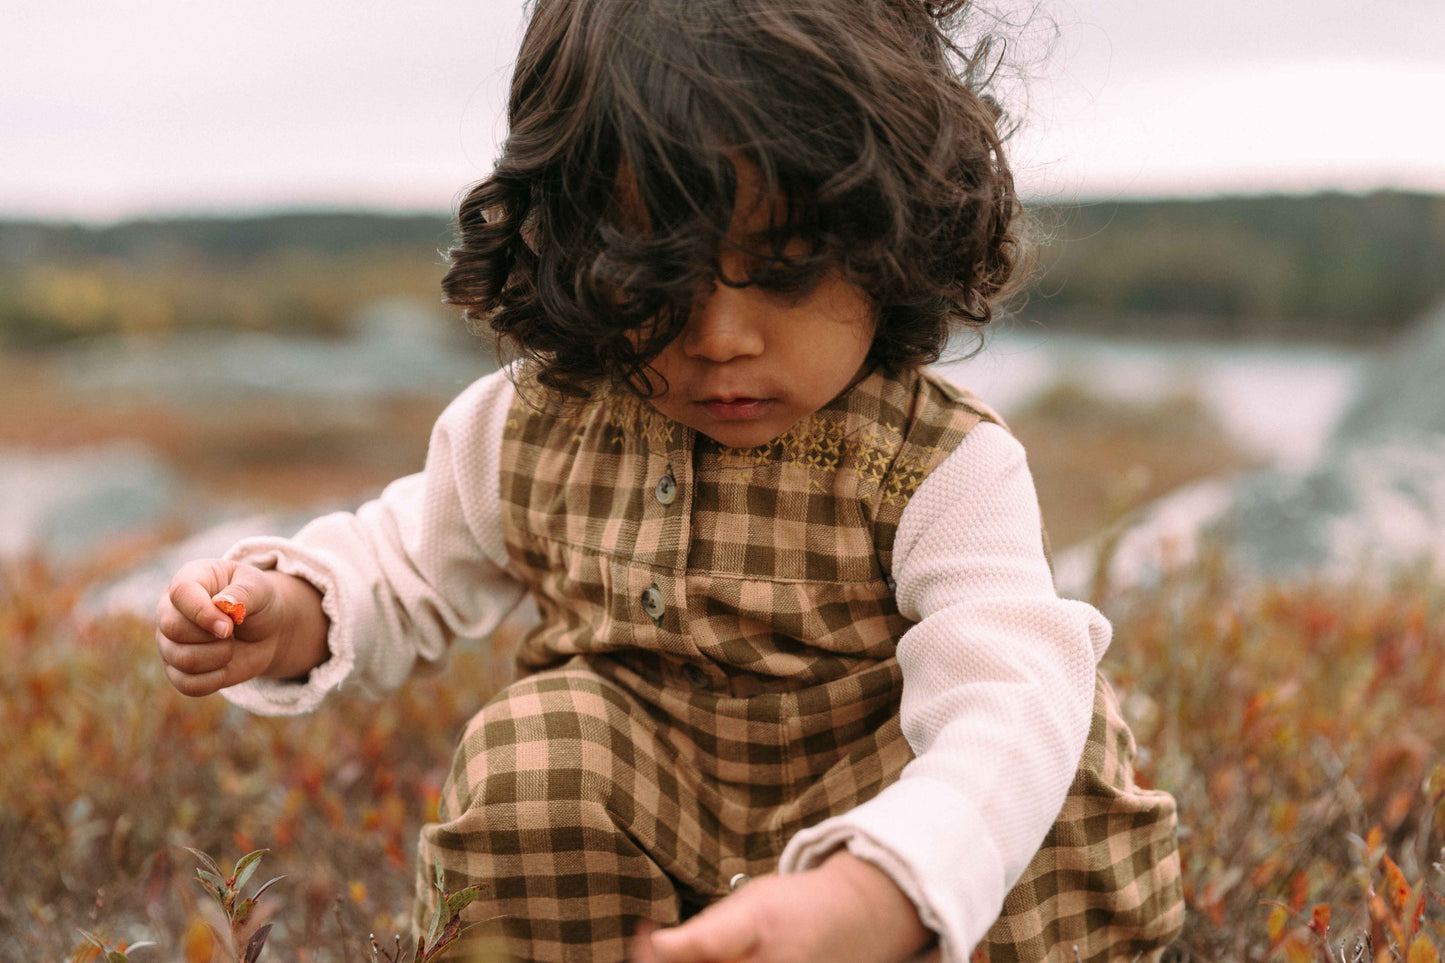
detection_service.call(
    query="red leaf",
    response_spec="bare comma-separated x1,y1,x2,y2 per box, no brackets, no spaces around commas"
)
1289,871,1310,912
1383,856,1412,913
242,923,273,963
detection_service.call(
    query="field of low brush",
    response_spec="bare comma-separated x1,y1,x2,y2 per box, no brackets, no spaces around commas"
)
5,545,1443,962
1,379,1441,961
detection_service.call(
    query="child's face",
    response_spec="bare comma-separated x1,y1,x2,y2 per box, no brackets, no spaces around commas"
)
638,163,877,449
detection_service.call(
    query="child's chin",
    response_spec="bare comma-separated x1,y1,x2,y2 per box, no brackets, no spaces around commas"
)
698,420,790,449
652,399,798,449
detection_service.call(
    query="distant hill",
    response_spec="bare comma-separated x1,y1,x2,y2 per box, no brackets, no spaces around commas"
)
0,211,454,265
1023,191,1445,342
1,192,1442,348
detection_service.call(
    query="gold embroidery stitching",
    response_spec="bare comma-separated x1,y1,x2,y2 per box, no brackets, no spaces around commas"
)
713,416,851,472
852,426,896,494
878,443,949,506
575,370,965,503
601,390,677,451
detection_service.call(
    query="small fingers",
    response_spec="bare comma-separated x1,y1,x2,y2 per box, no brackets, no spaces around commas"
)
157,633,235,676
647,899,761,963
163,661,231,698
166,576,235,639
631,921,662,963
159,632,275,697
155,601,228,646
207,564,277,639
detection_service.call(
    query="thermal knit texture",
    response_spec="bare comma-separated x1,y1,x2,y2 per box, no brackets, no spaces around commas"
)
220,368,1111,962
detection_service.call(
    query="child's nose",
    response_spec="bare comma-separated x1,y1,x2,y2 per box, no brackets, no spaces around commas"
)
681,284,765,362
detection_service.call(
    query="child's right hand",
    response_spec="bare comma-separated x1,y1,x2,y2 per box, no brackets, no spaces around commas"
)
155,559,292,697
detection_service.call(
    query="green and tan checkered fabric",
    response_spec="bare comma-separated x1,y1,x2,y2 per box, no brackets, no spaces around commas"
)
415,367,1182,962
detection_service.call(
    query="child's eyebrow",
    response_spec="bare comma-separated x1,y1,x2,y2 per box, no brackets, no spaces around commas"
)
736,227,809,250
738,237,825,269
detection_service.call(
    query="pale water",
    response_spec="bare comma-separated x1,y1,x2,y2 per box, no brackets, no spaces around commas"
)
933,328,1369,470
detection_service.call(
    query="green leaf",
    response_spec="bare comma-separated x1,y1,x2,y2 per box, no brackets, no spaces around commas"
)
445,884,485,917
426,888,449,949
193,877,226,905
233,897,254,927
233,849,268,892
185,847,224,878
196,868,227,893
107,952,128,963
422,915,467,962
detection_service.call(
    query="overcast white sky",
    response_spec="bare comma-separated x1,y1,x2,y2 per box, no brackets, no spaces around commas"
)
2,0,1442,223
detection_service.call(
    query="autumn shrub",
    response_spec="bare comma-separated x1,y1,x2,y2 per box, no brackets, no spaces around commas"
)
0,555,516,960
3,542,1443,961
1100,549,1445,961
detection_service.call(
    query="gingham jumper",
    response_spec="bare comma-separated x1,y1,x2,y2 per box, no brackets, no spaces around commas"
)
414,367,1183,962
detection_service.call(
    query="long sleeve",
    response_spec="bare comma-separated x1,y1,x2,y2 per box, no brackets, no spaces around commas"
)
219,369,528,716
777,421,1110,962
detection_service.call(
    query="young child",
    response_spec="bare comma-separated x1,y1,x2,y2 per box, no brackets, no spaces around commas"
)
155,0,1183,960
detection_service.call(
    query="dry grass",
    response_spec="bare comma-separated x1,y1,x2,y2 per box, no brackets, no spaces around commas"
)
5,548,1443,960
1008,380,1260,551
0,352,447,509
1100,550,1445,961
0,552,520,961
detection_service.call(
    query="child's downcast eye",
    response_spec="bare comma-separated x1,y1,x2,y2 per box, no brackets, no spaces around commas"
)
746,258,826,300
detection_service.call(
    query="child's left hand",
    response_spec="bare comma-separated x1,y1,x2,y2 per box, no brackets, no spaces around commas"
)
631,850,939,963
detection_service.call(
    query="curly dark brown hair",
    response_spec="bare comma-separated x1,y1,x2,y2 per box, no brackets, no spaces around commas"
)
443,0,1029,399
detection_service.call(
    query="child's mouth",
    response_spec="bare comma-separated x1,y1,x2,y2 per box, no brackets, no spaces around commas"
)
700,398,770,420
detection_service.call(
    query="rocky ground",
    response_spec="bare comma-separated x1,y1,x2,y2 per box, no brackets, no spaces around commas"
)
1057,301,1445,596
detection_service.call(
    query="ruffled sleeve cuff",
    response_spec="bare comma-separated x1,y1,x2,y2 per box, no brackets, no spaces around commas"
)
215,533,361,716
779,778,1008,963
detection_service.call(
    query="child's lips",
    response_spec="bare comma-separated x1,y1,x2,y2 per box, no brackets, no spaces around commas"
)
699,397,771,420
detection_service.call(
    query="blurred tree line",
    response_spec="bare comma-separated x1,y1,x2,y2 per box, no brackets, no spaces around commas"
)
1024,191,1445,341
0,213,454,348
0,192,1441,350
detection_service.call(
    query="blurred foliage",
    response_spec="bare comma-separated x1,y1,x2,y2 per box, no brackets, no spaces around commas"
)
1026,191,1445,341
3,546,1443,959
1100,551,1445,961
2,192,1443,350
0,552,521,961
1008,379,1257,550
0,213,453,348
